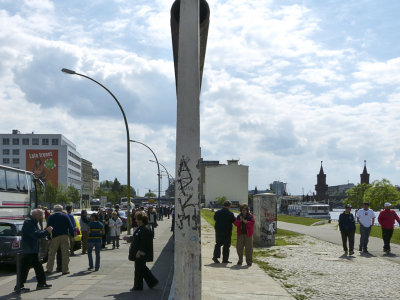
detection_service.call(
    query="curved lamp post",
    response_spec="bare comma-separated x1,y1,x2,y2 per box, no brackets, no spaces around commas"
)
61,68,133,234
130,140,160,206
149,159,174,200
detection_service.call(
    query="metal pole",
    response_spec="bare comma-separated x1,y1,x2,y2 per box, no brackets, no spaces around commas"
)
149,160,174,200
130,140,161,206
61,68,132,234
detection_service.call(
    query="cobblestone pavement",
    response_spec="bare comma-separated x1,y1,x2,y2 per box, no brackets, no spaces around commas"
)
256,234,400,300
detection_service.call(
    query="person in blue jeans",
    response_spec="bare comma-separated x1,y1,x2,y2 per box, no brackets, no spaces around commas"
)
87,213,104,271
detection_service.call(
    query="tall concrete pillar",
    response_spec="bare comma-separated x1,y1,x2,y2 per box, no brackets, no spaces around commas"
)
172,0,203,299
253,193,277,247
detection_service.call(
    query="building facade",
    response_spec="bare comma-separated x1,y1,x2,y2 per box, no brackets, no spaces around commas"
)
92,168,100,194
0,130,82,193
202,159,248,206
81,159,93,207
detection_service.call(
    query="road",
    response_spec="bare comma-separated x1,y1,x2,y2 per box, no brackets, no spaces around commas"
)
0,216,174,300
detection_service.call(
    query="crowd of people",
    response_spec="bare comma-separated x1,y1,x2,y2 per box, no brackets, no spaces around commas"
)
15,203,174,293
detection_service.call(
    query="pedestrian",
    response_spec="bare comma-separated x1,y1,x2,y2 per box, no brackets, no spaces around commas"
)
15,209,53,292
106,208,113,244
80,210,90,254
87,213,104,271
129,211,158,291
99,208,108,249
147,206,158,237
234,204,255,266
378,202,400,254
338,204,356,255
212,200,235,264
356,202,375,254
46,204,74,275
66,205,76,256
109,211,122,249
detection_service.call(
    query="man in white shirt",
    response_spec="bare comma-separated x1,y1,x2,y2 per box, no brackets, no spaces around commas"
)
356,202,375,253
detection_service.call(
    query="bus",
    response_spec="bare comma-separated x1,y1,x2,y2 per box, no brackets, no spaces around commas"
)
0,165,41,221
90,198,101,211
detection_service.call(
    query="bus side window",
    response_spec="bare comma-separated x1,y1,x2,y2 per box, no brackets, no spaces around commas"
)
19,172,28,193
0,169,5,190
5,170,19,192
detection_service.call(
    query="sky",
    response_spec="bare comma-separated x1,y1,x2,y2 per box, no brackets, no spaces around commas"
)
1,0,400,196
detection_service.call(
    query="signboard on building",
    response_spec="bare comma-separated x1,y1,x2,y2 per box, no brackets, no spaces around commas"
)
26,149,59,187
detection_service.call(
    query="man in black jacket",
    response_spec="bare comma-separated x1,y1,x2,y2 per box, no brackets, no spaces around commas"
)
339,204,356,255
16,209,53,292
212,200,236,263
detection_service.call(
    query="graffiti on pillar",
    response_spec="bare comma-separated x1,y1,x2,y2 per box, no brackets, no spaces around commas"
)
176,155,200,234
260,208,276,244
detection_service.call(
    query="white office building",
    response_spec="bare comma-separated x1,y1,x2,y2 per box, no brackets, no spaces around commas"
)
203,159,248,206
0,130,82,192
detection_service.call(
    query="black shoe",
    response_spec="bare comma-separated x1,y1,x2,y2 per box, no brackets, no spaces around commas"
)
88,267,93,270
14,286,30,293
212,258,220,263
37,283,52,290
349,251,354,255
247,263,252,266
62,272,70,275
222,260,232,263
362,250,370,254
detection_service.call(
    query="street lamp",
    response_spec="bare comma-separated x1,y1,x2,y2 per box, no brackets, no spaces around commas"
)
130,140,160,206
149,159,174,200
61,68,133,234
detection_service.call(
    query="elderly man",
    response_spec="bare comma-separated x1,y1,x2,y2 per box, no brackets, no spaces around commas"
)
213,200,236,264
16,209,53,292
378,202,400,254
356,202,375,254
46,204,74,275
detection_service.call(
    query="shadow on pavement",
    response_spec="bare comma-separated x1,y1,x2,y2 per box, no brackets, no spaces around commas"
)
105,235,174,300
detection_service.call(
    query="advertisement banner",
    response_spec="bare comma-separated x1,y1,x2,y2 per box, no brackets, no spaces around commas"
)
26,150,59,188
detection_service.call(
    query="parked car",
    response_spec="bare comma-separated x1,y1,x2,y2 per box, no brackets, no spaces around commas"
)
0,220,23,264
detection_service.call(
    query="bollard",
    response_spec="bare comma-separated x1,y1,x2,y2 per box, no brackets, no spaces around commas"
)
15,251,22,293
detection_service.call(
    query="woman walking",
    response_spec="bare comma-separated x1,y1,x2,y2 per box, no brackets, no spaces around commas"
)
87,213,104,271
129,211,158,291
234,204,255,266
109,211,122,249
80,210,89,254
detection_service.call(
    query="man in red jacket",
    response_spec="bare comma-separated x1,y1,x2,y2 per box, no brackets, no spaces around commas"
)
378,202,400,254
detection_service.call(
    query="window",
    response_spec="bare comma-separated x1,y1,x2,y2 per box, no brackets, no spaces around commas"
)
22,138,29,145
12,158,19,164
2,138,9,145
51,138,59,145
68,159,80,169
68,151,81,161
42,139,49,145
12,149,19,155
2,149,9,155
0,169,5,190
32,138,39,145
2,158,10,164
5,170,19,191
12,138,19,145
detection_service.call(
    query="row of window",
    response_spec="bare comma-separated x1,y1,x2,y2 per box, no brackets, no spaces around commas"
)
2,138,59,146
68,177,81,185
68,159,80,169
0,168,31,193
68,151,81,162
68,168,81,177
2,149,19,155
2,158,19,164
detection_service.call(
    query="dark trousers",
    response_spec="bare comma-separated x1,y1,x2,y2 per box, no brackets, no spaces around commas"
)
112,236,120,248
340,231,355,251
134,257,158,289
359,225,371,251
382,228,394,251
20,253,46,285
213,234,231,261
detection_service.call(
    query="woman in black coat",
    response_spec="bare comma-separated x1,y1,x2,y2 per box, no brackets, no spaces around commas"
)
130,211,159,291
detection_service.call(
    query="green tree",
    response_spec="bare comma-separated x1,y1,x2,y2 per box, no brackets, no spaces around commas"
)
364,179,400,210
43,182,58,204
145,192,156,198
66,185,80,204
111,178,122,193
94,187,106,198
121,185,136,198
56,184,68,204
216,196,227,206
344,183,372,209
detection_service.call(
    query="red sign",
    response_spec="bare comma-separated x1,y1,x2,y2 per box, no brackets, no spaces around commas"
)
26,150,59,187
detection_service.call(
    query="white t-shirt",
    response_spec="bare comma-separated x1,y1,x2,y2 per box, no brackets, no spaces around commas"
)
356,209,375,227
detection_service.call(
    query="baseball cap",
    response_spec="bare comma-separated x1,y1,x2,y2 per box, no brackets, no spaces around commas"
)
384,202,391,207
345,204,352,208
363,202,370,205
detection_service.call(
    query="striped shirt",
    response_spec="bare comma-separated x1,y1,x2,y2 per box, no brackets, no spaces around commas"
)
88,221,104,243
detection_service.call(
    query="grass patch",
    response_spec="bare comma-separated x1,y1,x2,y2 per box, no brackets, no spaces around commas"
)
294,294,307,300
278,214,325,226
355,224,400,245
253,258,287,279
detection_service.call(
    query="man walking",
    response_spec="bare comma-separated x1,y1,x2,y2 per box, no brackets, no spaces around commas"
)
46,204,74,275
339,204,356,255
16,209,52,292
66,205,76,256
212,200,235,263
378,202,400,254
356,202,375,254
